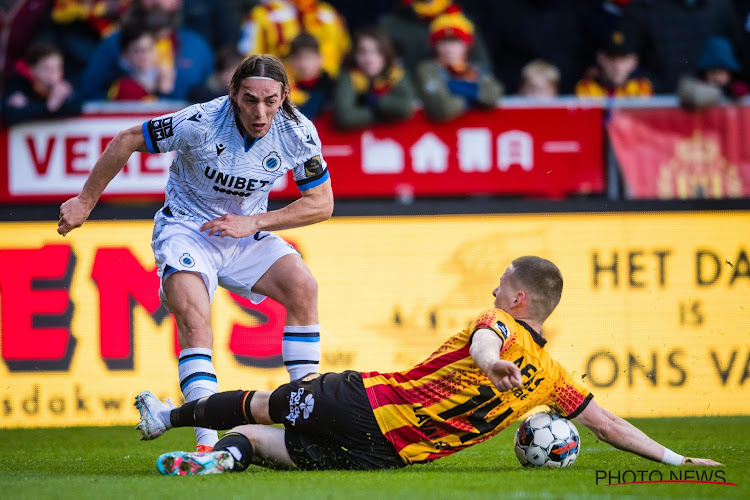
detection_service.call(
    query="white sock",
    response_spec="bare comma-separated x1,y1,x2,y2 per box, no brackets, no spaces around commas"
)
282,325,321,380
158,406,173,429
178,347,219,447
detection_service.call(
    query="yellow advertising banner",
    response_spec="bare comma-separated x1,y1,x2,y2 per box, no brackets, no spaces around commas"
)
0,211,748,428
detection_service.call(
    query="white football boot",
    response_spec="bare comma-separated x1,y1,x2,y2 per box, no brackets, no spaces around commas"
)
134,390,174,440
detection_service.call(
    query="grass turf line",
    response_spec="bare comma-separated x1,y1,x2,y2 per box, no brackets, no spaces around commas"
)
0,416,747,500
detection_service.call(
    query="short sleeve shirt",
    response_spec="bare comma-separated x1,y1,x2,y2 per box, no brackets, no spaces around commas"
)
142,96,329,222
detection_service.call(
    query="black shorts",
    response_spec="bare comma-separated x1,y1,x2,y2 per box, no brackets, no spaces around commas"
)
269,371,406,470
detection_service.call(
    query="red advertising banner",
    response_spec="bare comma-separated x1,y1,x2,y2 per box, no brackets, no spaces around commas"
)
0,106,604,203
273,108,605,199
608,106,750,199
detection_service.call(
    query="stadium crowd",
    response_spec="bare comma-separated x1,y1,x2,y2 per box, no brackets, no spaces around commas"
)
2,0,749,126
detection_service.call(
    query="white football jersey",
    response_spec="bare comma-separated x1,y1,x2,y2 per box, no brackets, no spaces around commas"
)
142,96,329,223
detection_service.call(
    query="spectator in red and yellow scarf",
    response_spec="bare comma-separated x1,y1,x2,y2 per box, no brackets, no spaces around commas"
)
238,0,350,78
415,6,502,122
575,28,652,98
333,28,415,130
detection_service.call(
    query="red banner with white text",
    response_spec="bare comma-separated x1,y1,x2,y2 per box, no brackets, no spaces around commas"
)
0,107,605,203
608,106,750,199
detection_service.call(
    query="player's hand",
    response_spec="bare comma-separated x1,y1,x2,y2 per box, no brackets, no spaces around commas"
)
683,457,723,466
58,196,93,236
201,214,259,238
487,359,522,392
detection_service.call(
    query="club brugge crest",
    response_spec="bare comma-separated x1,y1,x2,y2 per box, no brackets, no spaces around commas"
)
179,253,195,268
262,151,282,172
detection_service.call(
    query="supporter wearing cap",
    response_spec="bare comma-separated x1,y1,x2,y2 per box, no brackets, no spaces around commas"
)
415,6,503,122
575,29,652,98
678,35,749,110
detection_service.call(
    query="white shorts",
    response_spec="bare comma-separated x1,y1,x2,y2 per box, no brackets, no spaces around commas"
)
151,209,299,310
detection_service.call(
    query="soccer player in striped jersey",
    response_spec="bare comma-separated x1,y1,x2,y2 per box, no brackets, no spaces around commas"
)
135,256,721,474
59,54,333,451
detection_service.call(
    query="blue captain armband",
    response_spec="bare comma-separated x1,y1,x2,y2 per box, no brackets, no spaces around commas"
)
296,169,330,191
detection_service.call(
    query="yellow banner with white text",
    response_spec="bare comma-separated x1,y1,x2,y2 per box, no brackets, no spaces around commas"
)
0,212,748,427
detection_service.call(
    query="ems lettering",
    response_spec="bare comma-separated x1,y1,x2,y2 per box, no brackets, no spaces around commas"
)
0,246,288,371
227,292,286,368
0,245,76,371
92,248,170,370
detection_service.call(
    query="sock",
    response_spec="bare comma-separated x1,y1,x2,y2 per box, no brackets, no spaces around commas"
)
214,432,254,471
282,325,320,380
170,391,256,429
179,347,219,447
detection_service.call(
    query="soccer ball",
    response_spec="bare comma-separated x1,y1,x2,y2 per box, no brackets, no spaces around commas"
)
514,411,580,468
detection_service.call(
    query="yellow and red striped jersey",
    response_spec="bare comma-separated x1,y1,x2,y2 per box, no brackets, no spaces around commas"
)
362,308,592,464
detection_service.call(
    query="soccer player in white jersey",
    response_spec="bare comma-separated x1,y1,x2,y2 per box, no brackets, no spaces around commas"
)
58,54,334,451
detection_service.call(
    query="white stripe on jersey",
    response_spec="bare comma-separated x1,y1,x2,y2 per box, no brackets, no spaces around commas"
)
144,96,327,223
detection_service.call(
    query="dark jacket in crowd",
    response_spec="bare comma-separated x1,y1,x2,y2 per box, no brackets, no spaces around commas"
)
490,0,588,94
621,0,742,93
81,28,214,101
2,72,81,126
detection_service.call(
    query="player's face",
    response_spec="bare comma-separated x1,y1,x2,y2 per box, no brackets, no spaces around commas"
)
232,78,289,138
493,266,520,312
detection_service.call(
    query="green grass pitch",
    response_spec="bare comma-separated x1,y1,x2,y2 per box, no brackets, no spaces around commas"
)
1,416,747,500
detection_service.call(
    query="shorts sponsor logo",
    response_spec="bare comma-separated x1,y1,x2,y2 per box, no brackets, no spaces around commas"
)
262,151,282,172
179,253,195,268
286,388,315,426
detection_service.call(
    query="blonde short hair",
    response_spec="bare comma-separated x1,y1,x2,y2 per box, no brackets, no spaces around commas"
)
521,60,560,92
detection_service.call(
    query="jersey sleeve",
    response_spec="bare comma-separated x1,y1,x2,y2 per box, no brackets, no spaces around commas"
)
548,363,593,419
292,120,330,192
142,104,205,154
468,309,515,354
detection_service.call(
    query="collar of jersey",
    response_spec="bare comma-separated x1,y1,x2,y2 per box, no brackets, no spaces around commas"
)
516,320,547,348
234,112,260,152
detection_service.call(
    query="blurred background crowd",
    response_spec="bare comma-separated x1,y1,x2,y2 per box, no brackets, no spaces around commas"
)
1,0,749,127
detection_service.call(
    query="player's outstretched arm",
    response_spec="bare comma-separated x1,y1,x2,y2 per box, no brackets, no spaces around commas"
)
470,329,523,392
58,125,148,236
573,399,722,466
201,178,334,238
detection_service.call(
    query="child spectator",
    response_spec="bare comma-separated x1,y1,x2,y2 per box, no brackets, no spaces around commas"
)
2,42,82,126
81,0,213,101
286,33,334,120
575,29,652,98
678,36,749,110
518,60,560,98
332,28,415,130
108,23,175,100
379,0,492,76
415,7,502,122
188,46,244,103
